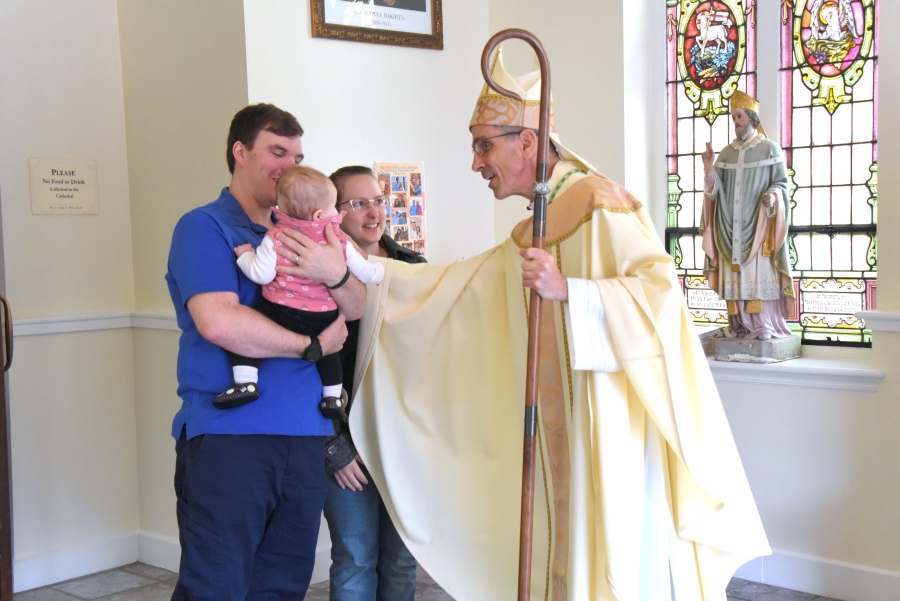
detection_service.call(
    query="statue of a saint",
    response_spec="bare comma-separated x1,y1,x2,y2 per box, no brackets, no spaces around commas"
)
701,91,796,340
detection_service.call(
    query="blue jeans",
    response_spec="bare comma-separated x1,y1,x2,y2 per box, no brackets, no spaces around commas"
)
171,432,326,600
323,464,417,601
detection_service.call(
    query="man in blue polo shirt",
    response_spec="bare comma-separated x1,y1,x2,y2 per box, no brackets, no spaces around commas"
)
166,104,366,600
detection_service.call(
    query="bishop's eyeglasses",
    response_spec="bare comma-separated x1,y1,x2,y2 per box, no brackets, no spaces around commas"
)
471,131,523,156
337,195,389,211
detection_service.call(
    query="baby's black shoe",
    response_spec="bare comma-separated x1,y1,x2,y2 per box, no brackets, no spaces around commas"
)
212,383,260,410
320,389,349,422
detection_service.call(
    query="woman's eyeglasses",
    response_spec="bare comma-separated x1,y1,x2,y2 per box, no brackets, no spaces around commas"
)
337,195,389,211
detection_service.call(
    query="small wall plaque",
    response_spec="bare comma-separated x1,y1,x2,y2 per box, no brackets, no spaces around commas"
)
29,158,99,215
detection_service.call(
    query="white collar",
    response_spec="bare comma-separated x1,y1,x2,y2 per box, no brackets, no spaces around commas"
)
730,131,765,150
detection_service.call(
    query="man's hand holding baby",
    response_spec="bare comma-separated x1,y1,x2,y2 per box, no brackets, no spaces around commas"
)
275,223,346,286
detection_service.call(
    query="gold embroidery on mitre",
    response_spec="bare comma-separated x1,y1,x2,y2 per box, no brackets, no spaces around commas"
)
470,47,557,131
471,96,558,130
730,90,760,113
746,299,763,314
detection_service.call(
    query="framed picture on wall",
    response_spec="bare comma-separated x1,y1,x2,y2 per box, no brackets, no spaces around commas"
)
310,0,443,50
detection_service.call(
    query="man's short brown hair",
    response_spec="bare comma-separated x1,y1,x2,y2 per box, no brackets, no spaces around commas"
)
226,104,304,174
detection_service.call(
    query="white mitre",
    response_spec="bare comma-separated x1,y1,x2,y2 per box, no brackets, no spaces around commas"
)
470,47,601,176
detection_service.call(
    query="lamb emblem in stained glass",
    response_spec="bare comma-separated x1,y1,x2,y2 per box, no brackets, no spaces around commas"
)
677,0,749,124
692,10,736,79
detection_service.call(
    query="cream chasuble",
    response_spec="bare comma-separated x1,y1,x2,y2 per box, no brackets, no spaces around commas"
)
349,165,770,601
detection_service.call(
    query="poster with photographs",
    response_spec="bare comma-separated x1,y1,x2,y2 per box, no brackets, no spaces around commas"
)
375,161,426,258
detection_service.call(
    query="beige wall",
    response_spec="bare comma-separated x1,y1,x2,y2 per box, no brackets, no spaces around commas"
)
9,331,139,558
0,0,140,579
116,0,250,549
118,0,250,312
132,329,180,542
0,0,135,317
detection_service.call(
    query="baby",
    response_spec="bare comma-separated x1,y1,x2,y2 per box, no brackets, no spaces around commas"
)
212,166,383,419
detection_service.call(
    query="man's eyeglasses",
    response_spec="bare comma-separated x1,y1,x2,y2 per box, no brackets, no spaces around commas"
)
471,131,522,157
337,195,389,211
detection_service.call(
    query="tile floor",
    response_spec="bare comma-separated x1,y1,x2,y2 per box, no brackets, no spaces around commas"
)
13,564,845,601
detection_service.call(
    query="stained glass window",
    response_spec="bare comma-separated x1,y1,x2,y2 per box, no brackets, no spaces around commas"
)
780,0,878,345
666,0,757,328
665,0,878,346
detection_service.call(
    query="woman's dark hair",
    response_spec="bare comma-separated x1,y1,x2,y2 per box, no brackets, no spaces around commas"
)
329,166,376,202
226,104,304,174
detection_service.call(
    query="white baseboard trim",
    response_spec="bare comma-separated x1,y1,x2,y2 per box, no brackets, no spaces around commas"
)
734,549,900,601
14,532,332,592
136,532,181,574
13,532,139,593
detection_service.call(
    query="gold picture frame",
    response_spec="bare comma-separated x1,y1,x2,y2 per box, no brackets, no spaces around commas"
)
310,0,443,50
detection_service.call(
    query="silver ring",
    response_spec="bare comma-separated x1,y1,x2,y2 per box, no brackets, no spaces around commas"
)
294,254,300,263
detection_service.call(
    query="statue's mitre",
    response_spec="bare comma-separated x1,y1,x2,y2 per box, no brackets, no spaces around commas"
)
730,90,760,114
469,48,558,131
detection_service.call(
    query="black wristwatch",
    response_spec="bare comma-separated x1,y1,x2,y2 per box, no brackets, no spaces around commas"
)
302,335,323,362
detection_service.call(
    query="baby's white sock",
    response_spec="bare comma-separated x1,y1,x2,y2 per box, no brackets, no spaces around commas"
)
233,365,259,384
323,384,342,399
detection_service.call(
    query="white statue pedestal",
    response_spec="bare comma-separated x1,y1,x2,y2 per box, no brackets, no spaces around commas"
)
714,335,801,364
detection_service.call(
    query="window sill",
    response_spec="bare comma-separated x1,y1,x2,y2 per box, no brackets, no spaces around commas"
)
857,310,900,332
708,356,884,392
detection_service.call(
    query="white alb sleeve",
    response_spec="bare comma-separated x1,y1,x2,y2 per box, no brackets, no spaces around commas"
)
563,278,622,372
345,243,385,285
236,236,278,285
703,170,719,196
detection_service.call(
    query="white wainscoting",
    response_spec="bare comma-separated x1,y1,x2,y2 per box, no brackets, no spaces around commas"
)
735,549,900,601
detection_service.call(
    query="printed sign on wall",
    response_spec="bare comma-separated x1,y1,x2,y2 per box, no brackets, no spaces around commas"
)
375,161,426,258
30,159,99,215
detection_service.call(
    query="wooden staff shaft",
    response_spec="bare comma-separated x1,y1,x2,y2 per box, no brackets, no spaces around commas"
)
480,29,552,601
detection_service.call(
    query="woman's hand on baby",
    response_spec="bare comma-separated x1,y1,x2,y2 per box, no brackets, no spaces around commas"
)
234,243,253,257
275,223,347,286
